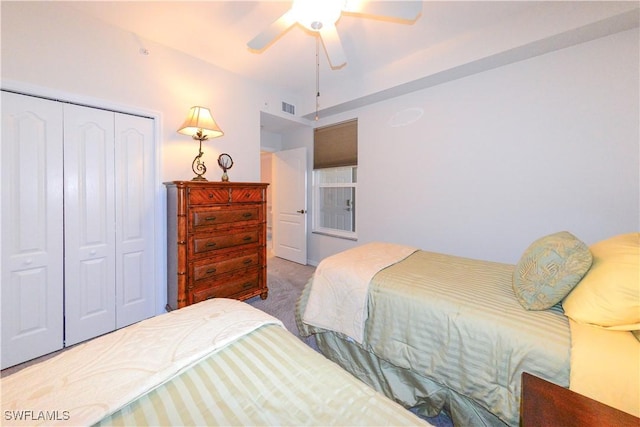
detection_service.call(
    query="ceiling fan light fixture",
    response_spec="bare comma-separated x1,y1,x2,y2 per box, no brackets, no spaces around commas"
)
248,0,422,69
292,0,344,32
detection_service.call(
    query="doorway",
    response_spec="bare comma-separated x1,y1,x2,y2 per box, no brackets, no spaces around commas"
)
260,151,274,251
259,112,311,264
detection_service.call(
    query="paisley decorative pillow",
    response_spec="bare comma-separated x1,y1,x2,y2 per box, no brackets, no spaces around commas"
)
513,231,593,310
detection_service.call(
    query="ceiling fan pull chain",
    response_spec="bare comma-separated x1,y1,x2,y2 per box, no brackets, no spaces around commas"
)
315,35,320,121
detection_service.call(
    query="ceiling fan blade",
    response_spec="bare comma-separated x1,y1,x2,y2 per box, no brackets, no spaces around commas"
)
343,0,422,22
319,24,347,69
247,9,297,50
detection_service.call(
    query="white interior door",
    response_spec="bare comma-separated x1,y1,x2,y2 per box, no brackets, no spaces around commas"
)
1,92,64,369
114,113,155,328
273,147,307,264
64,104,116,346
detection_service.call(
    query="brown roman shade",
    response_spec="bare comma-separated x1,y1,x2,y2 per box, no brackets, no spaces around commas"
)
313,119,357,169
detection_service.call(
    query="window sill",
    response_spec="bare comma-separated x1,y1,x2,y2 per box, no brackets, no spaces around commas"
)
312,231,358,241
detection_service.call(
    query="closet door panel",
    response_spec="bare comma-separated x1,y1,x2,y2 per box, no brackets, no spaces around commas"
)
64,104,116,346
114,113,155,328
1,92,64,368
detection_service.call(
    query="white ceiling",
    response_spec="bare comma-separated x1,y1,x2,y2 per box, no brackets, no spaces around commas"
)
65,2,532,90
63,1,638,128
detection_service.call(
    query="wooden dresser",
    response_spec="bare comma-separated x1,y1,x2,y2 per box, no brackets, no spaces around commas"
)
165,181,269,310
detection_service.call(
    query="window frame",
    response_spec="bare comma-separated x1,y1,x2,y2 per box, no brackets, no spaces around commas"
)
312,165,358,240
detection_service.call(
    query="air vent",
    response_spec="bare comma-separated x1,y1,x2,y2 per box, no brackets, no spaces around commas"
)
281,102,295,115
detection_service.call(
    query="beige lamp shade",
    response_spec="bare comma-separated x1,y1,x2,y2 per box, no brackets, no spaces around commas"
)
177,106,224,139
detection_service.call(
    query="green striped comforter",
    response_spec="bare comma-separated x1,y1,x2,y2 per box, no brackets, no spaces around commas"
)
298,250,571,426
97,325,430,426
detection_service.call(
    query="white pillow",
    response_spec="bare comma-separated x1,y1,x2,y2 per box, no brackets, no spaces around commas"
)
562,233,640,330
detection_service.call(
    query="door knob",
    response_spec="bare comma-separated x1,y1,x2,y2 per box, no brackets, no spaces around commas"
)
296,209,306,214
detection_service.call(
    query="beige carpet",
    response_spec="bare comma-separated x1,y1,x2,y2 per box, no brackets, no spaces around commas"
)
246,254,316,342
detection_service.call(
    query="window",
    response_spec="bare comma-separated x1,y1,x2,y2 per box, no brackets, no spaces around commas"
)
312,119,357,239
313,166,357,238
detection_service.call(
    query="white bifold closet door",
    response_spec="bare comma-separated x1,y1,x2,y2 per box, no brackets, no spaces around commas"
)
63,105,117,345
113,112,156,330
1,92,156,367
1,92,65,368
64,104,156,346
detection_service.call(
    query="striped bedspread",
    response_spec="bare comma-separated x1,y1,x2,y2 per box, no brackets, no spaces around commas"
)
1,299,282,426
302,242,417,344
97,325,431,426
2,298,430,427
365,250,571,426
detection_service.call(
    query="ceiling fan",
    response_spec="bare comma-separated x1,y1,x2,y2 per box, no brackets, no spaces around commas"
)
247,0,422,69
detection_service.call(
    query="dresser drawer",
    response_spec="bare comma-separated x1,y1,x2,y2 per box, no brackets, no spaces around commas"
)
191,206,260,229
191,269,260,302
192,228,260,255
188,187,229,205
191,253,259,282
230,187,263,202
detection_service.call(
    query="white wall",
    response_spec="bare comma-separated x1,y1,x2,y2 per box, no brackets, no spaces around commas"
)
260,130,284,153
306,28,639,265
1,2,296,183
1,2,298,311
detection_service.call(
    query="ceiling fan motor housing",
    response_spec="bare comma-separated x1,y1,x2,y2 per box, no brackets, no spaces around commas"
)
292,0,344,32
247,0,422,69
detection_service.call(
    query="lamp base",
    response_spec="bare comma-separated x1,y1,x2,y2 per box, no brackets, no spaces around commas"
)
191,141,207,182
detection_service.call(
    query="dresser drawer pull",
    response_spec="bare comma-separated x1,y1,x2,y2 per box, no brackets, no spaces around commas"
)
206,268,217,274
242,212,252,218
242,282,254,289
206,242,217,248
205,216,217,221
243,259,252,265
243,236,252,241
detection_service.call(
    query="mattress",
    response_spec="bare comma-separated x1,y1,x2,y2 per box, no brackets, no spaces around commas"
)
298,249,571,426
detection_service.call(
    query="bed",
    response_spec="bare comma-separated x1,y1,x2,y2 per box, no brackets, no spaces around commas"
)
296,233,640,426
1,298,431,427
